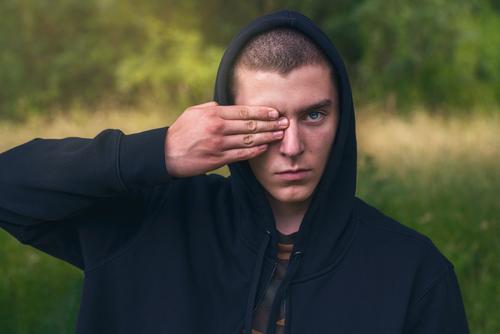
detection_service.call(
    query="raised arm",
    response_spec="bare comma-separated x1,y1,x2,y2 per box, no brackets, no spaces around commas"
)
0,126,172,270
0,101,286,271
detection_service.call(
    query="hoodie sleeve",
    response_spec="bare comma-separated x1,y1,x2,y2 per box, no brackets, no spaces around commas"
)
0,126,173,271
403,264,470,334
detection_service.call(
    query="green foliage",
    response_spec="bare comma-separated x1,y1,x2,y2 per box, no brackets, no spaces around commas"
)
115,17,221,106
0,0,221,120
0,232,82,333
194,0,500,112
357,154,499,334
0,0,498,118
350,0,500,110
0,0,118,119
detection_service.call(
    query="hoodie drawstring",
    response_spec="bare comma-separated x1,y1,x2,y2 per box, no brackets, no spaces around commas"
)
243,229,271,334
265,250,304,334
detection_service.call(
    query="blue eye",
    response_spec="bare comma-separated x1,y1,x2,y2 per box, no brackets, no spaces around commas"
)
306,111,325,122
309,111,320,119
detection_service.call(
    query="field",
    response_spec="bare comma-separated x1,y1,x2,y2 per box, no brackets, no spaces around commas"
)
0,106,498,333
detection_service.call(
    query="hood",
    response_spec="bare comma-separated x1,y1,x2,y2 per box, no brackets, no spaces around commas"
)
212,9,358,333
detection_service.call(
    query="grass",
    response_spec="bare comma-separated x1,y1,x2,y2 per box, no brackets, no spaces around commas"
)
355,108,499,334
0,105,498,333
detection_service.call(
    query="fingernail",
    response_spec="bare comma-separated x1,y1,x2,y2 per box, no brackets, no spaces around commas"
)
278,117,288,126
268,110,279,119
273,130,283,138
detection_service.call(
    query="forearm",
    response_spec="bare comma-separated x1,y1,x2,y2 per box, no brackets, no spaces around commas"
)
0,126,171,223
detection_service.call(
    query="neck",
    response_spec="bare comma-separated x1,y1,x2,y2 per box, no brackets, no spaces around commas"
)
266,193,311,235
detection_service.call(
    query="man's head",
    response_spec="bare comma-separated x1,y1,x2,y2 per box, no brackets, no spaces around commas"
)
229,28,340,206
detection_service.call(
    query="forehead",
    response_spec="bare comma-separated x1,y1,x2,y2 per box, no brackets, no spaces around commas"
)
233,64,337,116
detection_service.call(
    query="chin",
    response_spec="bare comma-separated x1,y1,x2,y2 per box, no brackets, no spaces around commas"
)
268,185,313,203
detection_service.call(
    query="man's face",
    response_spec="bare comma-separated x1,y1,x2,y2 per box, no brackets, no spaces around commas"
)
234,64,339,205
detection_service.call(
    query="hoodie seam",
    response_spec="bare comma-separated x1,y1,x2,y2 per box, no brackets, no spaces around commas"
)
114,132,129,192
287,10,297,26
414,263,453,306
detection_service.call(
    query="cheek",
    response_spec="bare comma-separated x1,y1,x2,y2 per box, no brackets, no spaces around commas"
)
304,126,336,149
303,126,336,167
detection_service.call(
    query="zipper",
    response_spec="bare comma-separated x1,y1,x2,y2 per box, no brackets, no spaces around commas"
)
253,261,277,311
283,290,291,334
273,250,302,334
235,262,277,334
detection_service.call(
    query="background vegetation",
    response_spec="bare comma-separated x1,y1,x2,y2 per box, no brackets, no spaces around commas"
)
0,1,498,333
1,0,499,120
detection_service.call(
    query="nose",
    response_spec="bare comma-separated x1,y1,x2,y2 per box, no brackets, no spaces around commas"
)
279,120,304,158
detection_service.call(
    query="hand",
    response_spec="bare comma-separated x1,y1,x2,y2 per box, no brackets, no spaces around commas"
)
164,101,289,178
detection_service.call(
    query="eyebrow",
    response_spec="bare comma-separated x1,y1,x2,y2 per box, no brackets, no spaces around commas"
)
285,99,334,115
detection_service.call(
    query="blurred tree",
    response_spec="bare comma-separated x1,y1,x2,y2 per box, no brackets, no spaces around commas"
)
352,0,500,111
0,0,118,118
114,15,221,106
0,0,498,120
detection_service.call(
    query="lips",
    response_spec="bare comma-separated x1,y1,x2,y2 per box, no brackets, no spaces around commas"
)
276,169,310,174
275,169,311,181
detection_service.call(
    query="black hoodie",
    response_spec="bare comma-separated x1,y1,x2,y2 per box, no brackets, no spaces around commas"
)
0,9,469,334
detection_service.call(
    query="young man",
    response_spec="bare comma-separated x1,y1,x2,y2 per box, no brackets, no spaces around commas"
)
0,10,469,334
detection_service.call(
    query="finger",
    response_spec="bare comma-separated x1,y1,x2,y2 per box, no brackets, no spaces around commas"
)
220,130,284,150
217,105,279,121
196,101,218,107
221,117,289,135
223,144,269,163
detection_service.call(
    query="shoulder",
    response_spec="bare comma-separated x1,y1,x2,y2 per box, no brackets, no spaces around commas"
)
352,196,454,295
353,196,442,249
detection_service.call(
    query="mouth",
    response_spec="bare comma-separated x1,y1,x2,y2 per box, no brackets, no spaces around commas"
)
275,169,311,181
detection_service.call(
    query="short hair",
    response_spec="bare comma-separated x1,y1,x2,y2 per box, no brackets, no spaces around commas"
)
228,27,337,103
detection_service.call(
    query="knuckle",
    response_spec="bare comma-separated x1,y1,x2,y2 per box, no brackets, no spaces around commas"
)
212,106,222,116
207,107,219,121
239,107,250,119
246,120,257,132
208,119,224,134
209,136,223,149
242,134,254,146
